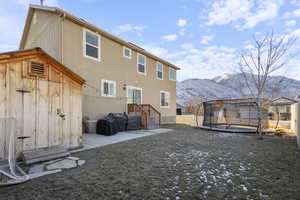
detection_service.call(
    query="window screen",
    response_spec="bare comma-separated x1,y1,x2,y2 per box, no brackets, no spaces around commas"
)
123,47,132,58
156,62,163,79
160,91,170,107
137,54,146,74
102,80,116,97
169,68,176,81
84,30,100,60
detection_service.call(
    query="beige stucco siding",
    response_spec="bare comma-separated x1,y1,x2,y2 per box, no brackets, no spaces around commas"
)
24,10,62,61
62,19,176,123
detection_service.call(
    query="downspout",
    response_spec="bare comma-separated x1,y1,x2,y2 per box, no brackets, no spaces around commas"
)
60,13,66,64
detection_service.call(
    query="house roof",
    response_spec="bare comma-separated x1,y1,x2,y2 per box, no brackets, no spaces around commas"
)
20,5,181,70
271,97,298,106
0,47,86,85
204,97,267,104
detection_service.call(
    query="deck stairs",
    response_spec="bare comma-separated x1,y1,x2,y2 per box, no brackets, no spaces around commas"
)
127,104,161,129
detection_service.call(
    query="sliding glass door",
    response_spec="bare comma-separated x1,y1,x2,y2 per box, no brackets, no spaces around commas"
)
127,87,142,104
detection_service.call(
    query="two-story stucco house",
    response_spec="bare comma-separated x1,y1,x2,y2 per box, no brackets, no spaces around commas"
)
19,5,180,125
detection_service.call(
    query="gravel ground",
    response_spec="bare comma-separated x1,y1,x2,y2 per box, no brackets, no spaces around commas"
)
1,124,300,200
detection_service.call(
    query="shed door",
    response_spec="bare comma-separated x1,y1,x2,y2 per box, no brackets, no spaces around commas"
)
0,61,69,156
22,77,53,150
23,67,63,150
22,78,37,151
48,68,63,147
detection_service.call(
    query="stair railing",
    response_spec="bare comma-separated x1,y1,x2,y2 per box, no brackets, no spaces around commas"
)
127,104,161,129
127,104,148,129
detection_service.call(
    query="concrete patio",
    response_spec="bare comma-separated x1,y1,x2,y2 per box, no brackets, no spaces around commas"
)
72,128,173,153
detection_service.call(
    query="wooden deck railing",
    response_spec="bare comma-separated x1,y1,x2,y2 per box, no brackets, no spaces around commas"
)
127,104,161,129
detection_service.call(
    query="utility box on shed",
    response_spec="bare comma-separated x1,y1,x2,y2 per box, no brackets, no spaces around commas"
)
0,48,85,157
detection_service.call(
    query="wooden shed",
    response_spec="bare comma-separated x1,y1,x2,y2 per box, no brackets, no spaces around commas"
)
0,48,85,157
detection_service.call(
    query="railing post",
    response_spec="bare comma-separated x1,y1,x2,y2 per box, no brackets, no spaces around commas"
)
159,113,161,125
145,112,147,129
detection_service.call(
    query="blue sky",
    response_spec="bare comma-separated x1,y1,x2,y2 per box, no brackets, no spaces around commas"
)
1,0,300,81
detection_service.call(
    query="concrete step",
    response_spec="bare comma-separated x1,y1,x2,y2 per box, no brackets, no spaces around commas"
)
21,146,70,165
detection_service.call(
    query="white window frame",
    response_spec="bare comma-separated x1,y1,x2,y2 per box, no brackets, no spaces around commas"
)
160,91,170,108
83,28,101,62
137,53,147,75
123,46,132,59
101,79,116,97
169,68,176,81
126,86,143,104
156,62,164,80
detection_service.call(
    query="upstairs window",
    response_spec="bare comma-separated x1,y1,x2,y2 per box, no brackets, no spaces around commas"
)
84,29,100,61
137,54,146,75
101,80,116,97
156,62,163,80
160,91,170,108
123,47,132,59
169,68,176,81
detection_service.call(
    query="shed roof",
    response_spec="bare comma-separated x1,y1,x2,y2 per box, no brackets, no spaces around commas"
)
0,47,86,85
20,5,180,70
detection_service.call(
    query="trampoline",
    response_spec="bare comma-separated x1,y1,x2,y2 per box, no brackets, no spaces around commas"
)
201,99,269,133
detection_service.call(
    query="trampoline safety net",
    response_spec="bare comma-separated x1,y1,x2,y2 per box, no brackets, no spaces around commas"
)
202,100,269,129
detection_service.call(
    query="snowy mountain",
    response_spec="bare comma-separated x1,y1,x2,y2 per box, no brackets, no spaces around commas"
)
177,74,300,105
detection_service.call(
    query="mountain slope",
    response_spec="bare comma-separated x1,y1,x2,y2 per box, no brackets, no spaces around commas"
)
176,78,241,105
177,74,300,105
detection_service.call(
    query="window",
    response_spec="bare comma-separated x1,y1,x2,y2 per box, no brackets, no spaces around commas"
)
156,62,163,80
123,47,132,59
160,91,170,108
101,80,116,97
169,68,176,81
83,29,100,61
127,87,142,104
137,54,146,75
269,105,291,121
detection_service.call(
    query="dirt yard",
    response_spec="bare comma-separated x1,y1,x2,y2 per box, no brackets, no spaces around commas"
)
1,124,300,200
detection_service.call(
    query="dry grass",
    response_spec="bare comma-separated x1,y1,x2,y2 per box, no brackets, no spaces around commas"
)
1,124,299,200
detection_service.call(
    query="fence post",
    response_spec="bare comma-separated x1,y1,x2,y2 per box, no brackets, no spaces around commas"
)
293,103,300,149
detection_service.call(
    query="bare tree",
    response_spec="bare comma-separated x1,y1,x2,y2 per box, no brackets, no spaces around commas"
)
238,32,297,137
185,98,207,126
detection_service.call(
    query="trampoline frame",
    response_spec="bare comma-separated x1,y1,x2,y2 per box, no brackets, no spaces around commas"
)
202,99,269,133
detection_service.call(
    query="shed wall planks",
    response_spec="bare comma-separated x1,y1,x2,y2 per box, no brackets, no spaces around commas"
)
36,78,49,148
62,76,71,147
0,56,83,157
0,64,7,158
